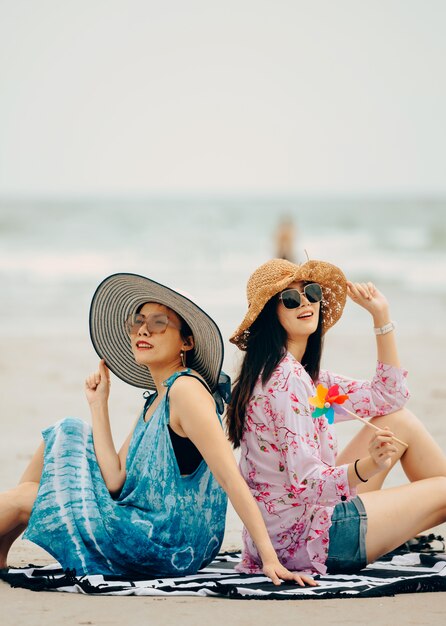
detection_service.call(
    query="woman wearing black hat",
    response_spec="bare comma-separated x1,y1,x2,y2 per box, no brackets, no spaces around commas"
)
0,273,315,587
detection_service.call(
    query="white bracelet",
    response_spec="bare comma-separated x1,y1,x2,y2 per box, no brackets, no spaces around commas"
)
374,321,396,335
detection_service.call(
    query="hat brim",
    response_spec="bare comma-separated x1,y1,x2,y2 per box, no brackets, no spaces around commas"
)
89,273,224,391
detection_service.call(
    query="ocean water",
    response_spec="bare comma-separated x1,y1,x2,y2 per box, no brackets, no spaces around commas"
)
1,196,445,356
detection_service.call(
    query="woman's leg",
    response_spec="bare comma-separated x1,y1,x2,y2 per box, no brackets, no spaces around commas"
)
0,524,27,569
360,477,446,562
19,441,45,484
0,441,44,567
337,408,446,492
0,482,38,567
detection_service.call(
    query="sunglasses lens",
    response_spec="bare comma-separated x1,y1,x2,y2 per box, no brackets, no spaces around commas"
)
148,315,169,333
125,314,141,334
280,290,301,309
125,313,169,334
280,284,323,309
304,283,323,303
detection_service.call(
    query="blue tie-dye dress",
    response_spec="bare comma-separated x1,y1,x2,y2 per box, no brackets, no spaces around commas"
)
23,370,228,577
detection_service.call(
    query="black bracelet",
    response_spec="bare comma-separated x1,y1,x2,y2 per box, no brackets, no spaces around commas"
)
354,459,368,483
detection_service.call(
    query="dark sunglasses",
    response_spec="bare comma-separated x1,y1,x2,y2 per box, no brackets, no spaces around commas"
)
125,312,181,336
279,283,323,309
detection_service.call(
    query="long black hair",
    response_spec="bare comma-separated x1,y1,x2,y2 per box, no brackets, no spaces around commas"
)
226,294,324,448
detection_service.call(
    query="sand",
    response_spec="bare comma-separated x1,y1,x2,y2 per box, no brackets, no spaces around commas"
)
1,322,446,624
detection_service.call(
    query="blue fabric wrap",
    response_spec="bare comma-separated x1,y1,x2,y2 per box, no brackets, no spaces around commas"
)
23,370,228,577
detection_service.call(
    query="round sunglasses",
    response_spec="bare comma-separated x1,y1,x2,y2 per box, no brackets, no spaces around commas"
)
279,283,323,309
125,312,181,336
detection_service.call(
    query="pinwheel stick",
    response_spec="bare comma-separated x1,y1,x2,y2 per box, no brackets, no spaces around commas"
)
343,407,408,449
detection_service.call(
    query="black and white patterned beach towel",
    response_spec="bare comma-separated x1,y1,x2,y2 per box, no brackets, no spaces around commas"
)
2,550,446,599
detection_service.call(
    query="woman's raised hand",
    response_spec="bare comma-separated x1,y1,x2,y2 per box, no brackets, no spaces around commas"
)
262,558,318,587
347,280,390,322
368,427,398,470
85,359,111,406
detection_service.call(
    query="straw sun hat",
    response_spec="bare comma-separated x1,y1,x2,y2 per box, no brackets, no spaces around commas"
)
89,273,224,392
230,258,347,349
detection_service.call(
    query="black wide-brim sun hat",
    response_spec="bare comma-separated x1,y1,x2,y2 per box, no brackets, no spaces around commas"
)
89,273,224,392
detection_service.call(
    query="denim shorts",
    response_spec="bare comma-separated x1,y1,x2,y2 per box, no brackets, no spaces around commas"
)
325,496,368,574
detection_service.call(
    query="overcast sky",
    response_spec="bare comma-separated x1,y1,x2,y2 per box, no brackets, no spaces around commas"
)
0,0,445,196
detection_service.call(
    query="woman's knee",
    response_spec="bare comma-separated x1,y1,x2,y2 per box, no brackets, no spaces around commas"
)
407,476,446,512
53,417,91,443
57,416,88,432
369,407,421,434
428,476,446,506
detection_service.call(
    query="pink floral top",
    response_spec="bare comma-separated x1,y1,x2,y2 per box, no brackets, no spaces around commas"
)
236,353,410,575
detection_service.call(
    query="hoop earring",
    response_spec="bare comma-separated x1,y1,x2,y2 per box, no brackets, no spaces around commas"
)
180,350,186,367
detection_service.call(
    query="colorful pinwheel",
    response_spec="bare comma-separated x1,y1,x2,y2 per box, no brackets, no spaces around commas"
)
308,383,408,448
309,384,349,424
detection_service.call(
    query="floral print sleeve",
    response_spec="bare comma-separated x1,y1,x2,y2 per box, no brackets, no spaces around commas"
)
268,359,356,508
318,361,410,422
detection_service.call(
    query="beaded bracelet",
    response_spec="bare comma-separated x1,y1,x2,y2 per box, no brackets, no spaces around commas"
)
354,459,368,483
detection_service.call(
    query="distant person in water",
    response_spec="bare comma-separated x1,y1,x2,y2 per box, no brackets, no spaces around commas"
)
0,272,316,587
275,215,296,262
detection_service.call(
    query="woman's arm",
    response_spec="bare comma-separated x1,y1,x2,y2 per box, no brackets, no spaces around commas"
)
168,377,317,587
85,360,131,495
347,280,399,366
318,282,410,420
348,428,399,483
269,364,398,499
318,363,410,422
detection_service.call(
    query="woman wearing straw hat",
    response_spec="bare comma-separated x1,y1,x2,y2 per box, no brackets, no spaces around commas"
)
227,258,446,575
0,273,315,586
